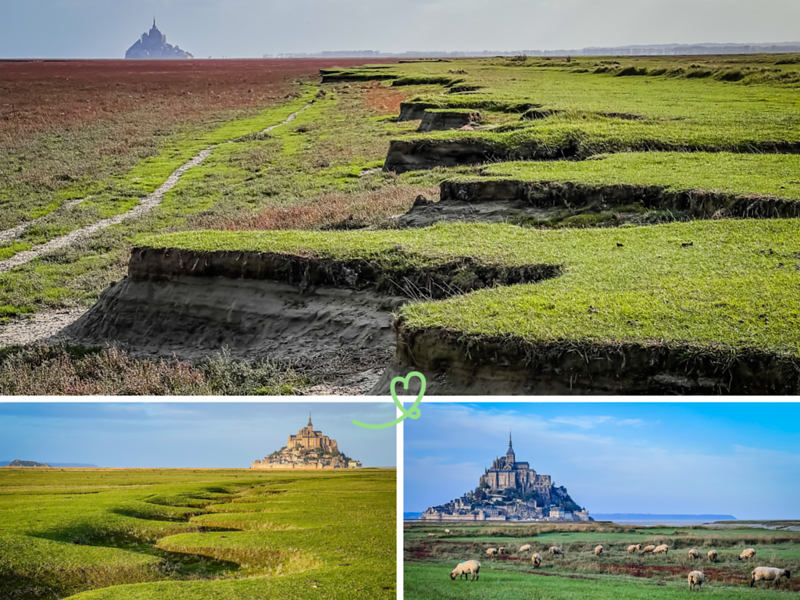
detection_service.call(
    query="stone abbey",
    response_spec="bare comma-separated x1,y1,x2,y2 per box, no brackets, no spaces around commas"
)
422,432,590,522
125,19,193,60
251,414,362,470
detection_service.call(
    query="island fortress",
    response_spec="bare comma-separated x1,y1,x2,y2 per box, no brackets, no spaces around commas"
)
422,432,590,522
251,414,362,470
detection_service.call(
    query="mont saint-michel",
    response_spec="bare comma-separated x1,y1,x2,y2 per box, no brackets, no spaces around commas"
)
125,19,193,59
251,414,362,470
421,433,590,522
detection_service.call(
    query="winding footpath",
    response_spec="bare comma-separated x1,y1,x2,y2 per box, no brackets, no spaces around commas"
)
0,103,312,346
0,104,311,275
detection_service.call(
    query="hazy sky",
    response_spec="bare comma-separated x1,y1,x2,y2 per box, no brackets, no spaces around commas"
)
1,0,799,58
0,402,397,468
405,403,800,519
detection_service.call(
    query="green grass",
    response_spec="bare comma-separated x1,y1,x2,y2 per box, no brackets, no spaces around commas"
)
405,562,789,600
0,468,395,599
135,215,800,359
405,521,800,599
475,153,800,200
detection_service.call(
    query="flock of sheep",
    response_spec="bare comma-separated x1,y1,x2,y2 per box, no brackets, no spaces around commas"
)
445,537,791,590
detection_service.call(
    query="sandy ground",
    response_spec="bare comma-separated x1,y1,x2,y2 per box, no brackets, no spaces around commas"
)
0,308,88,347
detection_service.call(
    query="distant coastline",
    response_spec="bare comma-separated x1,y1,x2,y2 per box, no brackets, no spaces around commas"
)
404,512,737,524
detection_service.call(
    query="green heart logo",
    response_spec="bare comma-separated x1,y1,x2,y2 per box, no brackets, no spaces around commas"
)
353,372,426,429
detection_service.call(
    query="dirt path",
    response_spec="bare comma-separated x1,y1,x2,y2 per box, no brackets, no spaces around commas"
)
0,104,311,275
0,308,88,347
0,197,92,244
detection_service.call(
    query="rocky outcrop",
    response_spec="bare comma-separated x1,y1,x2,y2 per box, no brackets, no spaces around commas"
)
126,20,192,60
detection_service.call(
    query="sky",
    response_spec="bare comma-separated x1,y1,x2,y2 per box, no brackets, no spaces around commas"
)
1,0,799,59
405,403,800,520
0,402,397,468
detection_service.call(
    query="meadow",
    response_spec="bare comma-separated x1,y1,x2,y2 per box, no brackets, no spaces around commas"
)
1,53,799,392
404,521,800,599
0,467,396,599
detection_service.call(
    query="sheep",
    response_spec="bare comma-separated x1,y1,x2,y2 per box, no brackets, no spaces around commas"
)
653,544,669,555
707,549,718,563
627,544,641,554
519,544,532,553
450,560,480,581
486,548,498,557
641,545,656,554
594,545,604,556
427,533,436,538
531,553,542,568
444,529,451,534
498,547,506,555
688,570,708,591
738,548,756,561
549,546,564,556
688,548,701,560
750,567,790,588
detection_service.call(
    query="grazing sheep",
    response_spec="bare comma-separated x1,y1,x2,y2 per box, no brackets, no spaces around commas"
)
498,547,506,555
594,545,604,556
531,553,542,568
750,567,790,588
450,560,481,581
707,549,718,563
549,546,564,556
486,548,498,557
642,545,656,554
627,544,641,554
688,570,708,591
444,529,451,534
688,548,701,560
427,533,436,538
653,544,669,555
738,548,756,561
519,544,532,553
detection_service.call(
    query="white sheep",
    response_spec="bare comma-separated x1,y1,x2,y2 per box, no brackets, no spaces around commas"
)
498,546,506,555
688,548,700,560
627,544,641,554
444,529,450,534
549,546,564,556
642,545,656,554
486,548,498,557
594,545,604,556
450,560,481,581
519,544,532,553
427,533,436,538
707,549,718,563
738,548,756,561
531,553,542,568
688,570,708,591
750,567,790,588
653,544,669,555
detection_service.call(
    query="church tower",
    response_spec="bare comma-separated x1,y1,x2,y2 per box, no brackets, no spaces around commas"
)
505,430,515,467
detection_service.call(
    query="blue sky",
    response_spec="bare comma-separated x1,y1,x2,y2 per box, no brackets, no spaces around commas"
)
405,403,800,519
0,402,396,468
1,0,799,58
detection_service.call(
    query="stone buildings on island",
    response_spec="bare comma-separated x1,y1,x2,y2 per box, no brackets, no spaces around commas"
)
421,432,591,522
251,414,362,470
126,19,193,59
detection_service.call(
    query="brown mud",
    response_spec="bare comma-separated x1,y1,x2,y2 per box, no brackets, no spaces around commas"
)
62,248,552,368
372,326,800,395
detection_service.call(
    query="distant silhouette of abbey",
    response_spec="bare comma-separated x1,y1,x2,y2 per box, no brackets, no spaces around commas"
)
125,19,193,59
